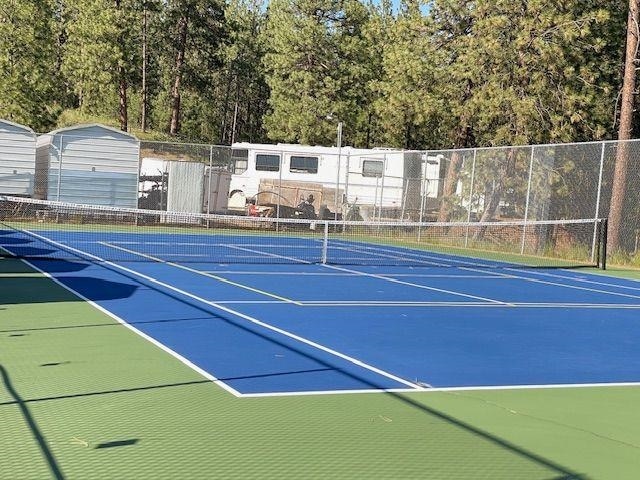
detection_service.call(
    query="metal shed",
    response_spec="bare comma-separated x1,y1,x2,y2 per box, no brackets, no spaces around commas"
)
35,124,140,207
0,119,36,196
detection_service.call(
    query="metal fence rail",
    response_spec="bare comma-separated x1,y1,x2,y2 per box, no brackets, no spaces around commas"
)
7,135,640,266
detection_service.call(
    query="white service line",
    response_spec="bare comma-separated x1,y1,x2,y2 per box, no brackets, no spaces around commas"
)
322,264,512,305
507,268,640,291
100,242,301,306
226,243,511,305
227,244,314,264
333,243,451,267
461,266,640,301
296,301,640,309
25,231,423,392
202,270,508,279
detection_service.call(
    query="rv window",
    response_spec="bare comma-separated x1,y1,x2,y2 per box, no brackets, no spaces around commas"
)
362,160,384,177
255,154,280,172
232,149,248,174
290,156,318,174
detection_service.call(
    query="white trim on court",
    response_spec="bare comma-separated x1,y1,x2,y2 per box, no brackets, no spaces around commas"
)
508,267,640,291
224,244,513,305
295,301,640,308
20,230,425,393
323,264,512,305
463,266,640,301
100,241,302,306
0,248,242,398
240,381,640,398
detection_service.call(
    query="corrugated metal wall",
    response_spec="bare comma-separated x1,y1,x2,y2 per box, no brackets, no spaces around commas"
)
0,120,36,196
167,161,204,213
35,125,140,207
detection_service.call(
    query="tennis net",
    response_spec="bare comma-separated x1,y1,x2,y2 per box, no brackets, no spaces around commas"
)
0,196,607,269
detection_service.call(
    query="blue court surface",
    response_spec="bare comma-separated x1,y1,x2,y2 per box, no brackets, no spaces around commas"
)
3,228,640,396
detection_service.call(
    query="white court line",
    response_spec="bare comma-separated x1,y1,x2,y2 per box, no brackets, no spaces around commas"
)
242,381,640,398
333,243,451,267
295,301,640,309
227,244,314,264
462,266,640,301
227,244,510,305
506,268,640,291
23,231,423,393
201,271,506,279
323,264,511,305
333,240,640,301
100,242,302,306
4,240,640,398
0,246,241,397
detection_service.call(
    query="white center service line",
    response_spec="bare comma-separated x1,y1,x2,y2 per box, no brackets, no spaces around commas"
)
100,242,302,305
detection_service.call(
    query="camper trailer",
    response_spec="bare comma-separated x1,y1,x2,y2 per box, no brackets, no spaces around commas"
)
228,143,442,220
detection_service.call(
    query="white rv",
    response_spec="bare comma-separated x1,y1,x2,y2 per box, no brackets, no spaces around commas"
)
228,143,442,219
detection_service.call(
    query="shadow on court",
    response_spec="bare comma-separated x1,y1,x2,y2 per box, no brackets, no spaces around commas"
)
0,276,137,305
67,259,587,480
2,252,588,479
0,364,65,480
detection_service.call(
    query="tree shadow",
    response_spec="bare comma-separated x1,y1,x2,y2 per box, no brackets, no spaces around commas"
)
3,246,586,478
70,259,587,479
1,276,137,304
0,364,65,479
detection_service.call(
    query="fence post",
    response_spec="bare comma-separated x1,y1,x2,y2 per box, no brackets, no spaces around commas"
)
464,148,478,248
591,142,606,261
322,221,329,264
207,146,213,215
379,154,386,222
344,152,350,212
56,134,63,201
277,148,283,226
418,151,429,242
520,145,535,254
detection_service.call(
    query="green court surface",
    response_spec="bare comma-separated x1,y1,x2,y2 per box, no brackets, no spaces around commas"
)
1,257,639,479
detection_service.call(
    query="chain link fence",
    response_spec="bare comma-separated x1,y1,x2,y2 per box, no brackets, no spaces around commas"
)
2,128,639,266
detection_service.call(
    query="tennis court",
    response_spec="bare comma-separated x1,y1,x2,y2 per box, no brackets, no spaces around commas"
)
2,196,640,478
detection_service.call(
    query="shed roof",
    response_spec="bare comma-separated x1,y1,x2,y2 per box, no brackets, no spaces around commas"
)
0,119,36,136
44,123,138,141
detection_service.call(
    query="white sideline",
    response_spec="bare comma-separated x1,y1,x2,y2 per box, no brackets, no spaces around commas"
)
19,230,424,392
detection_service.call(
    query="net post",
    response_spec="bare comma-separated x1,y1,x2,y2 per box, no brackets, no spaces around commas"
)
322,221,329,264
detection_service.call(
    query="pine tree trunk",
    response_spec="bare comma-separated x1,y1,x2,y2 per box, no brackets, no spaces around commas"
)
116,0,127,132
437,80,473,222
472,148,516,240
437,123,472,222
170,14,189,136
609,0,640,251
141,1,148,132
119,72,128,131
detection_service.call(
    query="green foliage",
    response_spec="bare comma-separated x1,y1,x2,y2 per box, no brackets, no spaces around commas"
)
262,0,373,145
0,0,60,130
62,0,139,118
371,0,443,149
0,0,630,147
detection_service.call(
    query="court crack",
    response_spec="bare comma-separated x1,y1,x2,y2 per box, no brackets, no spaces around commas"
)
447,391,640,451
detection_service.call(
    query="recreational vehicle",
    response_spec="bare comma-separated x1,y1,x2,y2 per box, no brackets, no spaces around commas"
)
228,143,443,220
